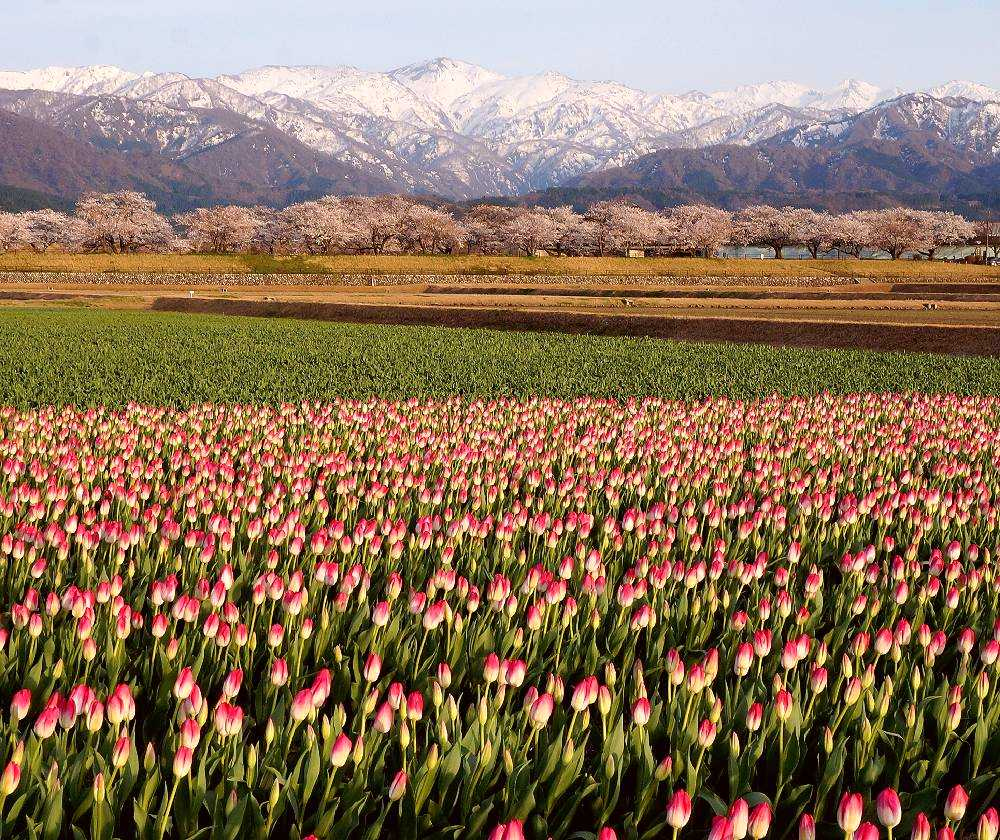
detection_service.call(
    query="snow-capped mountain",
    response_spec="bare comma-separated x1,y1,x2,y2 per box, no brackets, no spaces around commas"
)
774,93,1000,160
1,59,999,203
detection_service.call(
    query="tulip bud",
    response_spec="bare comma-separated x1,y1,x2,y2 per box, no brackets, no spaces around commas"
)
856,823,879,840
388,770,407,801
876,789,901,829
667,790,693,829
0,762,20,796
838,792,864,835
172,746,193,777
944,786,968,823
330,733,352,768
912,814,931,840
729,799,749,840
748,803,772,840
978,808,999,840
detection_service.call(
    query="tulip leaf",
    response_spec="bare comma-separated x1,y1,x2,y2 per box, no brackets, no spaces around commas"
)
700,788,728,816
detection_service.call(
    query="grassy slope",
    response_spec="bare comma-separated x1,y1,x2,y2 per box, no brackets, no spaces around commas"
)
1,252,1000,280
1,308,998,408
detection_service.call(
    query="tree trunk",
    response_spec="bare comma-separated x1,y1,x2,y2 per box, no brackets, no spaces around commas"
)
774,244,784,259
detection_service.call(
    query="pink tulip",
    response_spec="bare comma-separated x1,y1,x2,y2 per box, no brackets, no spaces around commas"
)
748,803,772,839
488,821,526,840
944,786,969,822
729,799,749,840
857,823,880,840
839,793,865,837
173,667,196,701
0,762,20,795
173,746,193,777
631,697,651,727
667,790,693,830
373,702,394,733
799,814,816,840
877,789,902,829
387,770,407,801
9,689,31,722
528,692,554,729
979,809,1000,840
912,813,931,840
364,653,382,683
709,816,735,840
290,689,314,722
330,733,352,768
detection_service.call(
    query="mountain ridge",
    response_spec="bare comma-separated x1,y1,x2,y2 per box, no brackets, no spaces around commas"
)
1,59,999,209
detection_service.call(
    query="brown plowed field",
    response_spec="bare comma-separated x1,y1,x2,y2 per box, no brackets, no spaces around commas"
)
4,278,1000,356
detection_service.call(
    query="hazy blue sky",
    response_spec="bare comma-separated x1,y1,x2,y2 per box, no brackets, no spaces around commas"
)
10,0,1000,91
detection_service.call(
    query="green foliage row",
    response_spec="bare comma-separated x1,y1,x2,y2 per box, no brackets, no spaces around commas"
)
1,307,998,407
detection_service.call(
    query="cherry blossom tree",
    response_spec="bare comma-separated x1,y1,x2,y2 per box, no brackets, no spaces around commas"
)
246,207,282,255
734,205,805,259
341,195,413,254
174,206,261,253
502,208,561,256
399,205,466,254
865,208,934,260
276,198,355,254
916,211,975,260
585,200,661,255
827,212,873,258
74,191,175,253
974,219,1000,260
537,207,591,255
20,209,80,252
0,212,29,252
666,205,734,257
463,205,518,254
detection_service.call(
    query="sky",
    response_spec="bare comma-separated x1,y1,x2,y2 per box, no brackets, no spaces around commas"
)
8,0,1000,92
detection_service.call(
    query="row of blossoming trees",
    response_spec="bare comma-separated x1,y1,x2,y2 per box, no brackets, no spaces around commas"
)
0,191,995,259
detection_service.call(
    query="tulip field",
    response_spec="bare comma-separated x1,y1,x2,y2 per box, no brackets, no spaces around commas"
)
0,393,998,840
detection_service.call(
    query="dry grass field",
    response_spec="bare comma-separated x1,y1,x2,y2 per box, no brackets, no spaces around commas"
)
2,252,1000,279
